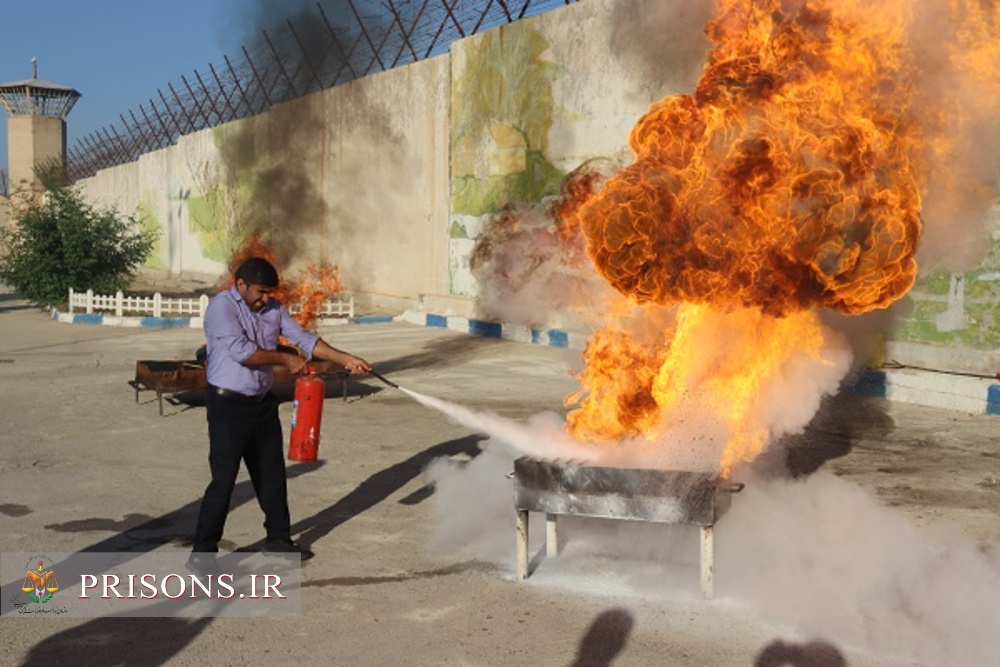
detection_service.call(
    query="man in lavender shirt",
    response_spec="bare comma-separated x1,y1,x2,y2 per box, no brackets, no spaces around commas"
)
191,257,371,563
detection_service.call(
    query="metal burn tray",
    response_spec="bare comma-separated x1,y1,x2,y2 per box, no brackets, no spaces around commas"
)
130,360,207,415
511,457,743,598
130,359,347,415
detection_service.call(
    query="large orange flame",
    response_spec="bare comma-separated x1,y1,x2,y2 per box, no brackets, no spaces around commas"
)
564,0,1000,476
583,0,924,316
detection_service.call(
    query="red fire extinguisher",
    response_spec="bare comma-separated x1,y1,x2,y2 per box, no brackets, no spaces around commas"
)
288,367,325,461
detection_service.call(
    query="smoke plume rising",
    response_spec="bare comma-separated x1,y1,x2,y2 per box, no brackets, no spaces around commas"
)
470,159,620,330
906,0,1000,274
215,0,342,271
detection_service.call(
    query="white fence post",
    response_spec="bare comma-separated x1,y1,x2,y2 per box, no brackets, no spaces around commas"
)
86,289,94,314
115,291,124,317
199,294,210,317
68,288,75,313
153,292,162,318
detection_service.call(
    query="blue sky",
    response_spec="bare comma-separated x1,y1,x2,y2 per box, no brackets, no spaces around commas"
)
0,0,243,173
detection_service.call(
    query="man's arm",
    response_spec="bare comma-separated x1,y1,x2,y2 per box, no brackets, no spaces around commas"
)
310,339,372,375
242,348,309,375
205,294,306,374
273,304,371,375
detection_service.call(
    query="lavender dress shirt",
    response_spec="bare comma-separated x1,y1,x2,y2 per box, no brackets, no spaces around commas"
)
204,286,320,396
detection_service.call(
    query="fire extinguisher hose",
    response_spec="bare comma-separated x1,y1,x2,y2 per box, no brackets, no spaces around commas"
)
369,370,399,389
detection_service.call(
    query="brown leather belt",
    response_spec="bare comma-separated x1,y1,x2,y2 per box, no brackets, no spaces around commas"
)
207,384,271,403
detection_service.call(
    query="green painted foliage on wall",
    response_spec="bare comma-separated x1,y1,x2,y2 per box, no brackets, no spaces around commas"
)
451,150,565,219
451,26,565,215
138,202,167,270
893,234,1000,348
179,123,272,263
187,194,228,262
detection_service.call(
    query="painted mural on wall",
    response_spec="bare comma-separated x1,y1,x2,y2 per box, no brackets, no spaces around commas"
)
137,202,167,271
126,129,240,278
185,121,263,264
449,25,565,297
126,117,297,279
895,207,1000,350
146,112,329,275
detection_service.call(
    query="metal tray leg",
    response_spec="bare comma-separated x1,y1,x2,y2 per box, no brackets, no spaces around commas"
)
700,525,714,599
545,513,559,557
516,510,529,580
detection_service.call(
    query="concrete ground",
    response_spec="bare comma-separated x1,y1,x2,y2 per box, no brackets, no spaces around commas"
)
0,287,998,667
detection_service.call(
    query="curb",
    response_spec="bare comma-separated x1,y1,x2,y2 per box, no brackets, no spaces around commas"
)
51,307,581,351
397,310,582,349
52,310,201,328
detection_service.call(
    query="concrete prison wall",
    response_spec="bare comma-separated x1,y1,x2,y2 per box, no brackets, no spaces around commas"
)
71,0,1000,375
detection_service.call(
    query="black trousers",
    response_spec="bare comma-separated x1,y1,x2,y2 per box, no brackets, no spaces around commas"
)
192,391,289,552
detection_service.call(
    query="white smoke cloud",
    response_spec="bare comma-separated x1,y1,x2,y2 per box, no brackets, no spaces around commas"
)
469,160,620,331
719,471,1000,665
425,432,1000,664
907,0,1000,274
470,205,609,329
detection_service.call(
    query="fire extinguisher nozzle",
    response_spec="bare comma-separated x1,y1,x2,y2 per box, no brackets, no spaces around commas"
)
370,370,399,389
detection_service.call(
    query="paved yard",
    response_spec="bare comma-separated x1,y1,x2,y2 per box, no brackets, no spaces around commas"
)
0,289,998,666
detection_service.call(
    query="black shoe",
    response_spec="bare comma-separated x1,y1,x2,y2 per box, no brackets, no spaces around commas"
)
186,552,221,575
262,537,314,560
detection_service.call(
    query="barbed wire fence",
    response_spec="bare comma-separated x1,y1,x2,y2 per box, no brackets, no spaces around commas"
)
65,0,579,182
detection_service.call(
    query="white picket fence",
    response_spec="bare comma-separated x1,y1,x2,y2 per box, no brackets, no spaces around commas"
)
291,298,354,319
67,288,354,319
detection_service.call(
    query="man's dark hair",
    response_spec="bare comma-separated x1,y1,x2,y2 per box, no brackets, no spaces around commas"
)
234,257,279,287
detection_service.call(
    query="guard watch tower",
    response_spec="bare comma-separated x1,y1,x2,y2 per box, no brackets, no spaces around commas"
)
0,60,80,200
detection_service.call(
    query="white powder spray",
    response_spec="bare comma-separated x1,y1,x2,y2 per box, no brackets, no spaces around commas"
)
398,358,1000,665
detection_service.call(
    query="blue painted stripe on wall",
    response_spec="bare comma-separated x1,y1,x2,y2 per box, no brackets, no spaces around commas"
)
426,314,447,328
140,316,192,328
74,313,104,325
469,319,502,338
548,330,568,348
531,329,542,345
987,385,1000,416
352,315,394,324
